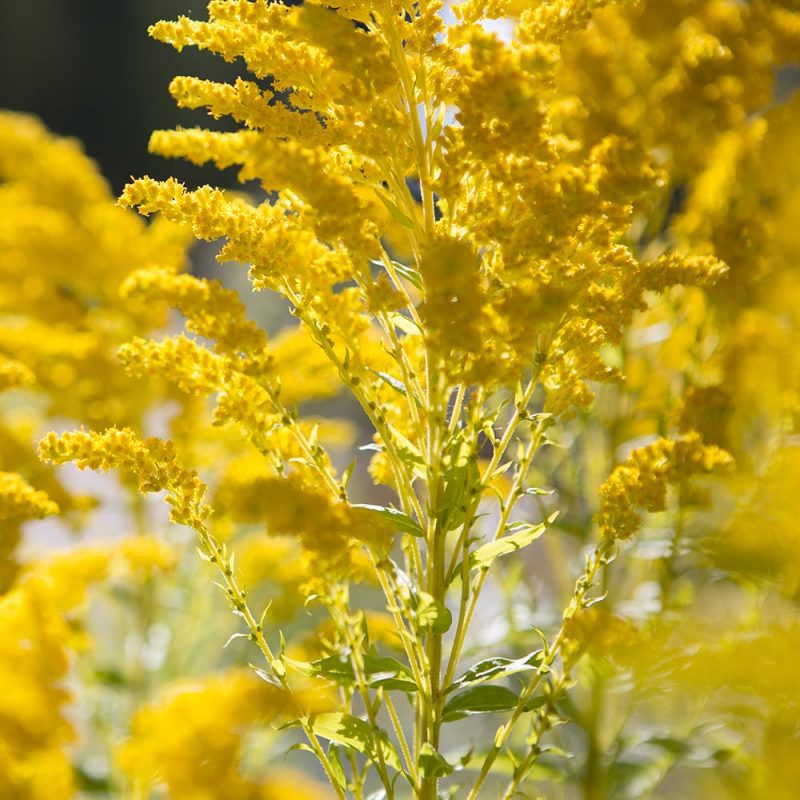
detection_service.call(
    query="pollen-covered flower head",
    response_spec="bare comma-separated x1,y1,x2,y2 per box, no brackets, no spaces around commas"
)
0,112,192,429
119,0,728,415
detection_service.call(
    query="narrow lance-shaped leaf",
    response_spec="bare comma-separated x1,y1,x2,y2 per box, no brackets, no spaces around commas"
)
445,649,545,694
289,654,418,692
442,685,520,723
306,712,405,773
369,258,423,291
372,370,408,398
374,188,415,228
470,511,559,571
327,743,348,794
352,504,424,537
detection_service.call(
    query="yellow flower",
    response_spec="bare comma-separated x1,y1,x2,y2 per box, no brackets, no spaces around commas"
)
117,668,332,800
38,428,210,530
0,111,191,429
0,471,59,523
597,432,733,540
113,536,179,577
0,546,111,800
0,356,34,392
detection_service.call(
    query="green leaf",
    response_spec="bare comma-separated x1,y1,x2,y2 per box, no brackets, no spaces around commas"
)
223,632,250,649
363,655,418,693
304,655,356,685
524,695,548,712
417,591,452,634
513,381,526,409
341,458,357,491
389,429,427,480
470,512,559,571
438,433,480,533
351,504,424,538
375,188,415,228
387,310,422,336
308,713,403,772
442,685,519,722
371,259,423,291
645,736,692,756
428,101,447,145
491,461,514,480
446,650,545,694
271,658,286,678
392,261,423,291
418,743,454,779
195,546,212,563
297,654,418,693
287,742,316,755
249,664,281,688
372,370,408,397
458,749,523,777
328,743,348,793
458,747,570,780
539,745,573,759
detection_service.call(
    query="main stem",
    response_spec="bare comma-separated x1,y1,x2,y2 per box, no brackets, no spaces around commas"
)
421,375,447,800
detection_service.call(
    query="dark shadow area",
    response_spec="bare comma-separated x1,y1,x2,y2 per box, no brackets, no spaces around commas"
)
0,0,257,193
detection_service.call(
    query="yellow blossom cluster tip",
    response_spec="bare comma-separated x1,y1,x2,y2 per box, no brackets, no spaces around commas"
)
0,471,59,522
38,428,210,530
121,267,273,377
597,432,733,540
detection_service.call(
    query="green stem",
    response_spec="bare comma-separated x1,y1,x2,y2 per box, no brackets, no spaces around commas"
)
346,749,364,800
386,691,419,789
419,372,447,800
467,541,613,799
339,603,395,798
284,281,426,528
499,705,553,800
442,413,547,691
196,527,346,800
582,670,605,800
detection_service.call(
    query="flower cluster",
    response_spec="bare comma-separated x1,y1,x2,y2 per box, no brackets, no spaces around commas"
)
597,433,733,540
0,111,190,429
0,543,178,800
117,668,333,800
4,0,799,798
0,471,59,523
39,428,211,530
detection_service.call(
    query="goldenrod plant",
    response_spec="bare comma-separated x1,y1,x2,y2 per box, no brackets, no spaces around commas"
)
1,1,799,798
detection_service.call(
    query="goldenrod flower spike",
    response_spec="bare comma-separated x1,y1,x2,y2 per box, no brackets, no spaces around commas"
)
121,267,273,376
38,429,210,530
597,433,734,541
0,471,59,522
